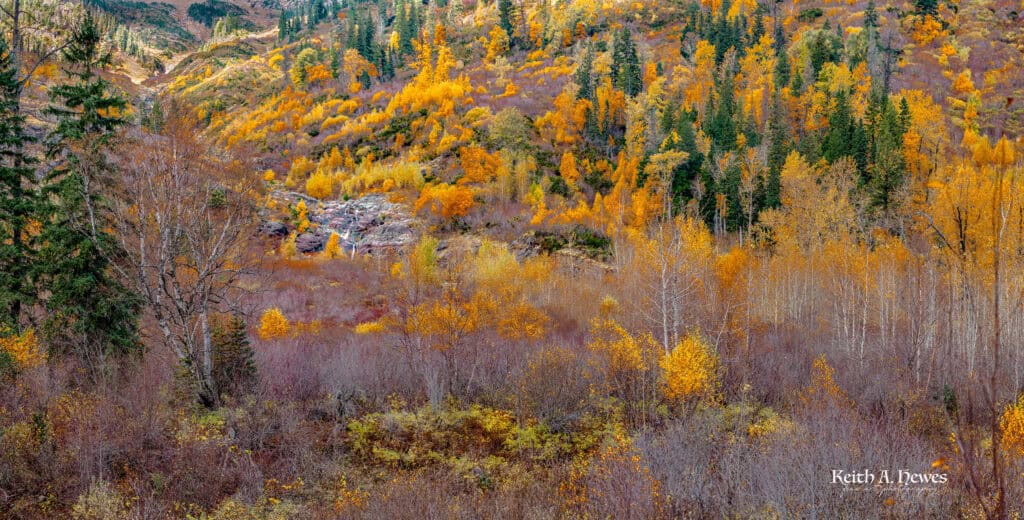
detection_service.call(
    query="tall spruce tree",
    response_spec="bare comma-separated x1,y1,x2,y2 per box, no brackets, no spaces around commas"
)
774,49,791,90
575,45,594,100
498,0,516,42
822,89,855,163
212,314,258,399
611,28,642,97
38,13,140,366
868,94,907,210
763,94,787,209
0,37,38,331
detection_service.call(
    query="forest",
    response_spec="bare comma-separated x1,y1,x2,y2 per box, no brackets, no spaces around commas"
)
2,0,1024,517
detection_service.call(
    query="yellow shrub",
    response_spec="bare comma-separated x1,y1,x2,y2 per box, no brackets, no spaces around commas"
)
1001,394,1024,459
71,480,131,520
279,232,297,257
259,308,291,340
294,200,310,233
659,331,717,403
354,320,386,334
0,327,44,369
341,161,425,195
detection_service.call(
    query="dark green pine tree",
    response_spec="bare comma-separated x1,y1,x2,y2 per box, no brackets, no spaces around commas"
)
359,9,377,61
398,0,416,56
660,101,677,135
712,9,730,63
773,24,787,55
382,49,395,80
898,96,912,132
790,59,804,92
498,0,516,42
611,28,642,97
850,122,870,181
409,0,421,42
38,14,141,366
346,10,359,50
575,45,594,100
915,0,938,16
742,111,761,148
822,89,855,163
278,10,289,40
763,94,788,209
864,0,879,29
869,96,907,211
212,315,258,399
313,0,327,24
0,38,40,331
750,8,766,44
670,113,705,207
330,45,341,78
709,73,737,151
721,161,744,231
809,31,835,80
773,49,791,90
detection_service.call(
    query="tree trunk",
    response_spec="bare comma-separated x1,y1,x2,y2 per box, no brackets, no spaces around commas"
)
198,309,219,407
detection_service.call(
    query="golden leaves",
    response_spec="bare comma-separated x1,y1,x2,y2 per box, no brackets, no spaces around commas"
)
0,327,44,369
1000,394,1024,459
294,200,310,233
258,308,291,340
536,82,592,145
323,232,343,259
459,146,503,185
799,355,852,409
659,330,718,403
485,26,510,64
910,15,944,46
560,151,580,190
414,183,475,219
588,319,660,375
305,170,333,199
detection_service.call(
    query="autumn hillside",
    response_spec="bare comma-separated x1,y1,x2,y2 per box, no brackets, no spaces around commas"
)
3,0,1024,518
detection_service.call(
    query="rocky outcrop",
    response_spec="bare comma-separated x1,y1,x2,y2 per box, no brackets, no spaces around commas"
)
269,192,419,255
511,230,615,275
257,220,289,238
295,232,327,253
315,194,418,254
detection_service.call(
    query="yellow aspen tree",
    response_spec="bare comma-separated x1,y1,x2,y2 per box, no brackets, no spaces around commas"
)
485,26,510,63
323,232,343,258
414,183,475,220
306,170,333,199
459,146,502,184
559,151,580,190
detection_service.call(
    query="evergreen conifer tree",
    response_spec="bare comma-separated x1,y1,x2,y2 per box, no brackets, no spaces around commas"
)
38,13,141,366
0,37,39,331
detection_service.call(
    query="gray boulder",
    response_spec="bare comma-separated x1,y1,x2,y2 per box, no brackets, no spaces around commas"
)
258,220,289,238
295,232,327,253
